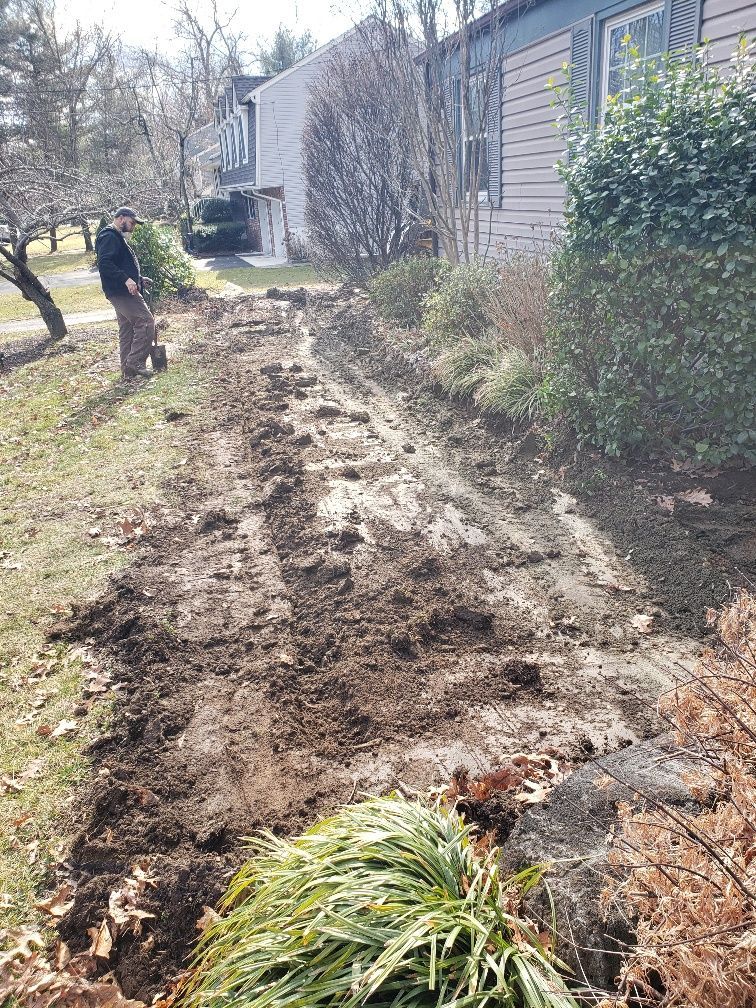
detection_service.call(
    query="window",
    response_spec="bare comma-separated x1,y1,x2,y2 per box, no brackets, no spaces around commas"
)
229,125,237,166
462,72,489,204
244,195,257,220
238,118,246,163
601,2,665,110
219,133,228,171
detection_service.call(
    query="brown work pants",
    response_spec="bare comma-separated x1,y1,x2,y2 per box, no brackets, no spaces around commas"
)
109,293,156,374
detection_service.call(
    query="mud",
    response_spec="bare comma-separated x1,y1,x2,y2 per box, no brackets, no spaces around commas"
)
56,290,752,1000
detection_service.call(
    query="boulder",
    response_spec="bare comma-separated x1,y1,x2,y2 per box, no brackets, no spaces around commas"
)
500,736,700,994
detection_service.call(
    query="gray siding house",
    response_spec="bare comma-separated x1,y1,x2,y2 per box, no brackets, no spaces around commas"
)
212,29,361,259
454,0,756,253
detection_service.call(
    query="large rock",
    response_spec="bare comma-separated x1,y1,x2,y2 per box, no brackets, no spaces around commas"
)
500,736,700,994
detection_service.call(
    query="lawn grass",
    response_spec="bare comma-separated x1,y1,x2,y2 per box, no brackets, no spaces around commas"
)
0,284,108,324
24,251,96,275
26,227,94,256
196,264,323,291
0,323,211,932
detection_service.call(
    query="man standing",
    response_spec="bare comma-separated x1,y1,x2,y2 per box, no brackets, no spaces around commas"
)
96,208,155,379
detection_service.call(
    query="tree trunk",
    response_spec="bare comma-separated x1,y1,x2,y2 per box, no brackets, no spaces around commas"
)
0,243,68,341
49,227,58,252
82,219,93,252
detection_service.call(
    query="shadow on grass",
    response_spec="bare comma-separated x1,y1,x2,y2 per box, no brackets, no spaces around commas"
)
0,333,81,375
64,373,150,430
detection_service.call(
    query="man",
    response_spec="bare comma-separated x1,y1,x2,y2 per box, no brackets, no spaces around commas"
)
96,208,155,379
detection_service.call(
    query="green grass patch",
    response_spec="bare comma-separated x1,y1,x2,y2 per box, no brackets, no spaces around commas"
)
26,228,93,256
0,325,211,931
24,251,96,275
196,264,322,292
0,284,108,324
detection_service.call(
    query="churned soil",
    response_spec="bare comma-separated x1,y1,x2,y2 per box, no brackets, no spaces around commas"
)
55,289,753,1001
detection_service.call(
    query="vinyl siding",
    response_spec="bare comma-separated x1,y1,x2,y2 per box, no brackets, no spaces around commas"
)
257,36,360,236
701,0,756,66
461,28,569,256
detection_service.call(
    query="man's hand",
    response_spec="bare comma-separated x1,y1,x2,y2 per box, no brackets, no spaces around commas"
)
125,278,139,296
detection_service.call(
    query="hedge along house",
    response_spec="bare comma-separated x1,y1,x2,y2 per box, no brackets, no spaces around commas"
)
212,28,363,260
446,0,756,254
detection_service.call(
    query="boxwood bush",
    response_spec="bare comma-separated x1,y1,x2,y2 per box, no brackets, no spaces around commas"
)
199,197,234,223
129,222,195,304
422,258,498,348
549,42,755,463
192,221,248,255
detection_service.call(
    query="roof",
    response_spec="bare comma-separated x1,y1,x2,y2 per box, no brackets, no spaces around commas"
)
185,123,219,157
232,75,270,102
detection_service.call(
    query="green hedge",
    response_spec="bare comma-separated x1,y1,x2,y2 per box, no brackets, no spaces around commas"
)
368,256,448,328
548,43,755,463
199,198,234,224
192,221,248,254
129,222,195,304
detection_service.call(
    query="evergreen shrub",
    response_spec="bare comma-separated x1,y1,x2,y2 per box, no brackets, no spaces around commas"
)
192,221,248,254
129,222,195,304
199,198,234,224
549,43,756,463
368,256,449,328
422,258,498,348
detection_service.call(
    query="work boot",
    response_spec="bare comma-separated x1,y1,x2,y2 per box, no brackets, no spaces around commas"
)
124,366,152,379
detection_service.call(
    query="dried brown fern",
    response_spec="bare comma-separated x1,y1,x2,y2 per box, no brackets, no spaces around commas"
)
605,590,756,1006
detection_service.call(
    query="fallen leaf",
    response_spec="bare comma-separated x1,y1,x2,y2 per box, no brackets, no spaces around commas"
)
195,906,221,932
35,882,74,918
656,495,675,512
631,613,655,634
88,920,114,959
676,487,713,507
50,719,79,739
88,526,102,537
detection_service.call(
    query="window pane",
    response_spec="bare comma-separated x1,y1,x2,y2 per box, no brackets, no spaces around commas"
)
608,66,625,97
646,9,664,55
608,24,627,68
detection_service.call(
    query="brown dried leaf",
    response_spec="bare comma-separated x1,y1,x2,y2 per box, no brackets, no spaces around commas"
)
35,883,74,918
195,906,221,933
50,719,79,739
88,920,114,959
676,487,713,507
656,495,676,512
631,613,655,634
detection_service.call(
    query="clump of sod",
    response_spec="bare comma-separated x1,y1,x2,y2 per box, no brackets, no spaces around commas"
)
180,796,577,1008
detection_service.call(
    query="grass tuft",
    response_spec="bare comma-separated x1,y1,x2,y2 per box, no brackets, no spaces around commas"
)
180,796,577,1008
433,338,500,397
473,348,545,421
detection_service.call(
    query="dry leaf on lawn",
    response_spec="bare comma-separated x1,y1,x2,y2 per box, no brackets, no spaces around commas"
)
35,883,74,918
656,495,676,512
50,719,79,739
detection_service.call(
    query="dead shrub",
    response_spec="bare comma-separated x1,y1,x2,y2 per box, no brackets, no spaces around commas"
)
605,590,756,1006
482,248,550,358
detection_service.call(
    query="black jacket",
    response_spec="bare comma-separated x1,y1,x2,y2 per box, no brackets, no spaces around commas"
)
95,226,142,298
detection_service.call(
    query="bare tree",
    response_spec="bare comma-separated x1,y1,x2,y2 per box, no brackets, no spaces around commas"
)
255,24,317,75
303,44,419,282
0,156,119,338
172,0,247,120
362,0,508,263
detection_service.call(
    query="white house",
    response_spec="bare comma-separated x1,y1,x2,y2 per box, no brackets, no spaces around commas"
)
212,28,362,259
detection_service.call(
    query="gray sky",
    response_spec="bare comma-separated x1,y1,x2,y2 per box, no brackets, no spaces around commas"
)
59,0,361,63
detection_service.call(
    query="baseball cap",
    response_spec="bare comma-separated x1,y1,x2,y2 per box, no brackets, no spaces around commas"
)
114,207,145,223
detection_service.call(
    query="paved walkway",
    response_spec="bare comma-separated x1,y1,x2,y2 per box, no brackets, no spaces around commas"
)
0,308,116,335
0,253,289,294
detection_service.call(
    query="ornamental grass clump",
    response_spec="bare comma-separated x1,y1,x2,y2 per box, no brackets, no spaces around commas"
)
180,796,577,1008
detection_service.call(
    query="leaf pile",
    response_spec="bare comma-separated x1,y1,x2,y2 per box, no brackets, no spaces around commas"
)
605,590,756,1006
179,796,578,1008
